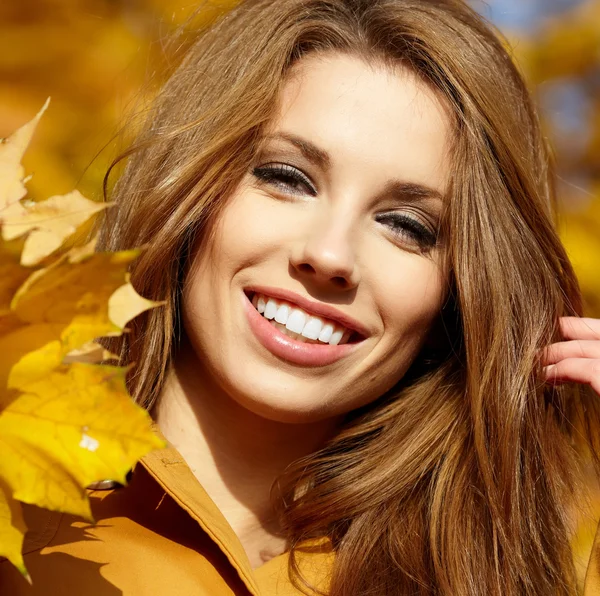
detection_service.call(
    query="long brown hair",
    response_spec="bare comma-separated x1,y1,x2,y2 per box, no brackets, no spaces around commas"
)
98,1,600,593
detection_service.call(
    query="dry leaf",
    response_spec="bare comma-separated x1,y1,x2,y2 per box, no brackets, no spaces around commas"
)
109,276,164,329
63,341,119,365
0,246,141,392
0,103,164,580
0,481,29,581
1,191,110,265
0,363,163,520
0,98,49,210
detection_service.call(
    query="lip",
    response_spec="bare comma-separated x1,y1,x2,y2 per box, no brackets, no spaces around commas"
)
244,285,370,338
242,292,362,367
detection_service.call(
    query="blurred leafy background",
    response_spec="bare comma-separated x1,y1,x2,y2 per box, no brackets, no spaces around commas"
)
0,0,598,314
0,0,599,587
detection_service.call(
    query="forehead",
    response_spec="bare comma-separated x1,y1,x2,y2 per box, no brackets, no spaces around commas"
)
270,52,453,194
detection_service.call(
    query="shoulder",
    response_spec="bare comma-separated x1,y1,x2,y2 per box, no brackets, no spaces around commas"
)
0,467,251,595
255,537,334,596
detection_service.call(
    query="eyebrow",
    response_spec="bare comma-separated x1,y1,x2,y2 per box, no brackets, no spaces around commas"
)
262,132,445,203
263,132,331,170
382,180,445,203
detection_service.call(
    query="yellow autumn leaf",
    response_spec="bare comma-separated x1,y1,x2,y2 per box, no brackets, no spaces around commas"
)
0,98,49,210
0,325,60,399
63,341,119,365
0,363,163,520
11,244,138,331
0,246,135,393
0,489,27,574
0,237,29,353
0,480,28,580
1,190,110,265
2,246,162,402
0,103,165,580
2,250,160,396
108,275,162,329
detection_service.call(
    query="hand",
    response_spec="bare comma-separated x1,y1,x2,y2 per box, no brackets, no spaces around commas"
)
542,317,600,396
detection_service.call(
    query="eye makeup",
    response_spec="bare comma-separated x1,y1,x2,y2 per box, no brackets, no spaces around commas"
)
251,143,441,253
374,211,438,250
252,162,317,197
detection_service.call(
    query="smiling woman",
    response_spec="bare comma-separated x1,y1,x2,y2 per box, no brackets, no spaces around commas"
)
174,55,448,425
4,1,600,595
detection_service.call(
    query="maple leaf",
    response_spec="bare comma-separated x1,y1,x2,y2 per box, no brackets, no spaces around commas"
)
1,190,110,266
62,341,119,365
4,241,152,389
0,98,49,211
0,105,165,580
0,363,164,519
0,480,28,579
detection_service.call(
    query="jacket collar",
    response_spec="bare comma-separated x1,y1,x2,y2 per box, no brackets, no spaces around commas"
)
140,432,262,595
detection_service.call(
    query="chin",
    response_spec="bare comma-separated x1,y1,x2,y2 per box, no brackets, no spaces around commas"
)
225,370,346,424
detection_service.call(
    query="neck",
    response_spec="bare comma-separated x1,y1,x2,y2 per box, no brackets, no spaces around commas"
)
153,339,339,567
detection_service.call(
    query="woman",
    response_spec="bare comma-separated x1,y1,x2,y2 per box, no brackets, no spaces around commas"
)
3,0,600,594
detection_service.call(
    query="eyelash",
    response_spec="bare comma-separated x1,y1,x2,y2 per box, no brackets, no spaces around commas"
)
374,212,438,250
252,163,438,250
252,163,317,196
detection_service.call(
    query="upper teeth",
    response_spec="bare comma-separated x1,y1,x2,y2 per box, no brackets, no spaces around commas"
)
251,293,349,345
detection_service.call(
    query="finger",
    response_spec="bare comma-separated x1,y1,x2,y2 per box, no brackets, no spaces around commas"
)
544,358,600,395
559,317,600,341
542,340,600,365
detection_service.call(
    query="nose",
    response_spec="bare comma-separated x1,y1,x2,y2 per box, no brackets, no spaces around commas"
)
290,216,361,290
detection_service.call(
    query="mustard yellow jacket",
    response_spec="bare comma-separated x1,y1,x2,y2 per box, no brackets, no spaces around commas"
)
1,441,600,595
0,443,332,596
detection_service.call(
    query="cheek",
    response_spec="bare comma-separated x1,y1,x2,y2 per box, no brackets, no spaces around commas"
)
180,187,287,331
351,259,444,404
376,254,446,349
216,186,292,264
184,190,272,288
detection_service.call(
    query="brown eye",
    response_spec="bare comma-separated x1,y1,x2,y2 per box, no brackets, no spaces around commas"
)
253,163,317,197
375,212,438,250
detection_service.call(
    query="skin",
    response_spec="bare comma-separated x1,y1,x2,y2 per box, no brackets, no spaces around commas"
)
155,52,600,568
543,317,600,395
157,53,451,567
173,54,450,424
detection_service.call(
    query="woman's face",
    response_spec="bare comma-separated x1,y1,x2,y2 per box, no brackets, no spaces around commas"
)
181,53,451,423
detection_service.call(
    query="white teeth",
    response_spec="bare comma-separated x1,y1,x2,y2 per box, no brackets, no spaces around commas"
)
264,298,278,320
250,292,354,345
329,329,344,345
302,316,323,340
318,323,334,343
275,303,290,325
271,320,318,343
286,308,306,334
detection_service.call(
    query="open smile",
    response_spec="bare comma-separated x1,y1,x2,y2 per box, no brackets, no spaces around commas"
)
242,288,367,367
